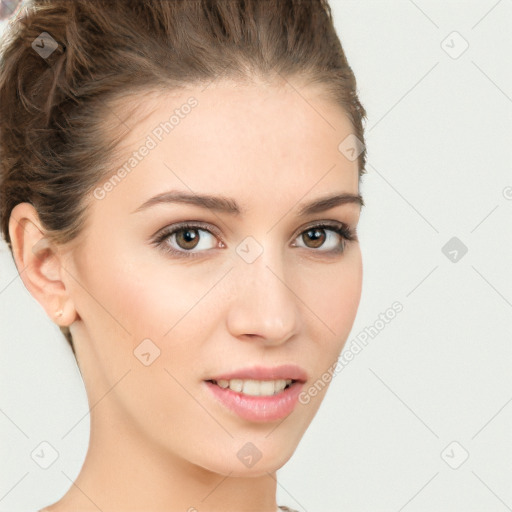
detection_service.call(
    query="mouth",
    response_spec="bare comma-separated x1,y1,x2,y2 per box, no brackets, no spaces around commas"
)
205,378,297,396
203,365,307,422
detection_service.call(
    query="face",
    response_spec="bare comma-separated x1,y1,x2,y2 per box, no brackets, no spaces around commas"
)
61,80,363,476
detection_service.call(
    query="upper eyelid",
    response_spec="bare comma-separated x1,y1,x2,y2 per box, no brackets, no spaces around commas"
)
153,221,223,244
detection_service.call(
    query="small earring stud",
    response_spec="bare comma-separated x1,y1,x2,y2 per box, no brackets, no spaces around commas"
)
55,309,64,318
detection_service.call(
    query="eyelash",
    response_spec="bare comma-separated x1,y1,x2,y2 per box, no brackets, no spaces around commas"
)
152,220,357,259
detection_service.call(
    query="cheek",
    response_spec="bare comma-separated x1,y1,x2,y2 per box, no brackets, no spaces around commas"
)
290,251,362,415
296,248,363,343
74,236,213,341
327,262,362,335
69,244,216,428
114,262,224,343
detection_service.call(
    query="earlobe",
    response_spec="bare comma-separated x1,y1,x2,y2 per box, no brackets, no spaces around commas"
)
8,202,77,326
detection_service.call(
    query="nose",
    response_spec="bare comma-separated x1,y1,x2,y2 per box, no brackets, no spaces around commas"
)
225,247,301,346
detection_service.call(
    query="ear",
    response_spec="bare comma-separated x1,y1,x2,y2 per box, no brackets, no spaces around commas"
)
8,202,77,327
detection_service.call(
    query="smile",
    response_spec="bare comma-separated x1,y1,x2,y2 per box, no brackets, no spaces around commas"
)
204,365,307,422
208,378,294,396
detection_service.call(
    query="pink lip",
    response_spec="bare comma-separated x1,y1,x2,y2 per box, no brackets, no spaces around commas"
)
205,381,305,422
204,365,307,423
208,364,308,382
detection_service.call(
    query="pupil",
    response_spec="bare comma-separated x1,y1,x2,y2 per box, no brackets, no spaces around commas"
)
304,228,325,248
183,230,196,242
177,228,199,249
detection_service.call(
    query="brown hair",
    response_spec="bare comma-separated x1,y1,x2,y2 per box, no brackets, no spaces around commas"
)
0,0,367,350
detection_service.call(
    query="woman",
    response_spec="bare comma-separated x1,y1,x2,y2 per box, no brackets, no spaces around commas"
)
0,0,367,510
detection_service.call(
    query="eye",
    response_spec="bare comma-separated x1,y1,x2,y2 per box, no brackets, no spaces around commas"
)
153,221,224,258
292,222,355,254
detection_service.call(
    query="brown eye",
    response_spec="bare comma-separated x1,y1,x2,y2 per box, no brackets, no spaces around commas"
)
155,223,220,257
293,223,352,253
302,228,326,249
175,228,200,250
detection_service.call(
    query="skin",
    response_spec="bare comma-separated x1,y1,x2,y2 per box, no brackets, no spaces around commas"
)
9,79,363,512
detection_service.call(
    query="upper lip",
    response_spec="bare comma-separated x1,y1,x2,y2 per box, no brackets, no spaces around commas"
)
207,364,308,383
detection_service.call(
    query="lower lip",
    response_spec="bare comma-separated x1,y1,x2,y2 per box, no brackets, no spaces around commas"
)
204,381,304,422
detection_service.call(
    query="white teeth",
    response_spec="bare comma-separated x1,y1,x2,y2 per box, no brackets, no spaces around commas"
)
274,379,287,392
213,378,294,396
259,380,276,395
242,379,261,396
229,379,243,392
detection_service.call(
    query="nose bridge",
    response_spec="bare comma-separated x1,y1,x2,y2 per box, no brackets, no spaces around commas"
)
226,235,300,343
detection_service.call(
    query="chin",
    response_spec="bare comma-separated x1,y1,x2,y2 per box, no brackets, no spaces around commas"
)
194,432,302,477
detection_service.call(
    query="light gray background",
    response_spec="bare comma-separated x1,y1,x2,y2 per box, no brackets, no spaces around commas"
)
1,1,511,511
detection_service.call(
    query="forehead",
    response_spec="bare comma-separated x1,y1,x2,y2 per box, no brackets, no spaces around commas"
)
94,81,360,214
107,79,355,157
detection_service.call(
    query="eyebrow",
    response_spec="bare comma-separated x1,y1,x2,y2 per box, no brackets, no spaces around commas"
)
131,190,364,216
